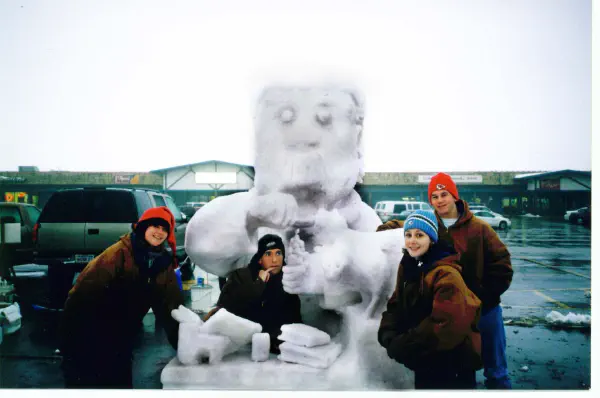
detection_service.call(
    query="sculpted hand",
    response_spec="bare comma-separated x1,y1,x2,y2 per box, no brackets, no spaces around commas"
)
282,231,310,293
247,192,299,230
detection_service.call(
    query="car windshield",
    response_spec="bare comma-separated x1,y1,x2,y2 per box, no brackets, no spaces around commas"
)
165,196,184,222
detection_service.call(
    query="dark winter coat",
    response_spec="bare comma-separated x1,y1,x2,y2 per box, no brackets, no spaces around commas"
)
436,200,513,313
215,263,302,351
60,233,183,363
378,241,483,373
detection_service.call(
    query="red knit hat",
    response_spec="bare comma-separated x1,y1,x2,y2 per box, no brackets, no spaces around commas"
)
134,206,177,265
428,173,459,202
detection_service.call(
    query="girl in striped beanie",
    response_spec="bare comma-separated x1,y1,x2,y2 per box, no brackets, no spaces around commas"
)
378,209,483,389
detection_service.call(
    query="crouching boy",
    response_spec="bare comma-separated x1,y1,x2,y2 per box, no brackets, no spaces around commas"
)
205,234,302,353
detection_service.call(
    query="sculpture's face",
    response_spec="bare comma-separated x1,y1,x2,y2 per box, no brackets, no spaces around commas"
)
253,86,364,201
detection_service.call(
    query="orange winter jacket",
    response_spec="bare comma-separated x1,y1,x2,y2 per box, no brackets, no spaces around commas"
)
378,242,483,373
436,200,513,313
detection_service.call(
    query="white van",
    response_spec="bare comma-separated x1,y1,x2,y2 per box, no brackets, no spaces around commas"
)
374,201,433,222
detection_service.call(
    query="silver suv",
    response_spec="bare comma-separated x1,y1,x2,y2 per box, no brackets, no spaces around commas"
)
33,187,188,266
374,201,432,222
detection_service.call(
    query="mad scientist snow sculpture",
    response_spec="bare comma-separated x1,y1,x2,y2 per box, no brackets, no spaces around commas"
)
179,85,412,389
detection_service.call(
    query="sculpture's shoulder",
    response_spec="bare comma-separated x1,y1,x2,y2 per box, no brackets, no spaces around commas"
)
335,190,381,232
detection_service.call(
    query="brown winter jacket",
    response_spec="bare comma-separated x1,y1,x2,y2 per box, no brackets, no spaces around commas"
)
60,234,184,360
437,200,513,313
378,243,483,373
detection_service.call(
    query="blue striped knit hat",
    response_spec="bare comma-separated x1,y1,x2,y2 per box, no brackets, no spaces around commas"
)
404,210,439,243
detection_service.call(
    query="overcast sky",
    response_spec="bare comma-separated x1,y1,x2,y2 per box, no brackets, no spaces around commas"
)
0,0,593,173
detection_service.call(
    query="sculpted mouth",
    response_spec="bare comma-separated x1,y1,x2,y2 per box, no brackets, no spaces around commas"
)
288,142,320,151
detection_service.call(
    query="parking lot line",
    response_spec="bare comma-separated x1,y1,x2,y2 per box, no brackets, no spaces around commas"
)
514,257,590,279
501,304,591,310
505,287,590,293
533,290,571,309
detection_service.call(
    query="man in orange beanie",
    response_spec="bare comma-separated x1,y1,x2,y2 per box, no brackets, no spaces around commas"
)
60,206,184,388
428,173,513,389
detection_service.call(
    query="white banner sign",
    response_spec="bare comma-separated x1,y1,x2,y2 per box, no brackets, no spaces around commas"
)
195,172,237,184
418,174,483,184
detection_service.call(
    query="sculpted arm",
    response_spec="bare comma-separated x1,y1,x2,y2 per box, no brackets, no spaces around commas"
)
184,192,257,277
185,189,300,277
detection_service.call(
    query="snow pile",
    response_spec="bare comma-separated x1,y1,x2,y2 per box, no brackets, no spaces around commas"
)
545,310,590,326
278,323,341,368
522,213,541,218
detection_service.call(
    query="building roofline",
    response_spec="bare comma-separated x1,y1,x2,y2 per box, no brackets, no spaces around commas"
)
150,160,255,174
514,169,591,180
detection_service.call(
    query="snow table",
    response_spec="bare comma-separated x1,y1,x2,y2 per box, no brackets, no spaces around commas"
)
161,341,414,390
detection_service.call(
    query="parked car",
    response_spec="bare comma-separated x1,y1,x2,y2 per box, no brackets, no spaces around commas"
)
178,205,198,219
472,210,511,230
468,204,493,213
568,206,591,227
186,201,207,209
374,201,432,222
0,202,41,265
33,187,189,267
564,207,588,221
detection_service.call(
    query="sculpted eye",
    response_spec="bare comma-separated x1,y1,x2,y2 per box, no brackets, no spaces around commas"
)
315,109,332,127
277,106,296,124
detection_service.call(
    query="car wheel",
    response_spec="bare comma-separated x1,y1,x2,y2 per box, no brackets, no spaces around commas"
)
499,221,507,230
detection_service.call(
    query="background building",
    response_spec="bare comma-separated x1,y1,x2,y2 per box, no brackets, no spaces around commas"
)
0,163,590,217
150,160,255,205
0,169,161,208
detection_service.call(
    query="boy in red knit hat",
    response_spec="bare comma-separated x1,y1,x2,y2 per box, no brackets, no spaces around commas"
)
60,206,184,388
428,173,514,389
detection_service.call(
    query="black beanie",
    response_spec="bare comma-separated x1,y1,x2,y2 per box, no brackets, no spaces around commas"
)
249,234,286,270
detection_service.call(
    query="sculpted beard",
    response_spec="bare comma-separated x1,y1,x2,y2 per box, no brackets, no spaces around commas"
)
254,135,360,202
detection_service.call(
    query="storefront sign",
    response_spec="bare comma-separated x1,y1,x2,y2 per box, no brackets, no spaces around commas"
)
114,175,133,184
0,176,26,183
540,178,560,190
417,174,483,184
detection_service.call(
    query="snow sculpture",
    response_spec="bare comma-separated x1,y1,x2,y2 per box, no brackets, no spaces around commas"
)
182,85,412,388
185,85,403,314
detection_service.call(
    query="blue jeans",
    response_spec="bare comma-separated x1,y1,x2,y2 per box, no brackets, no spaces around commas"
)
478,305,512,389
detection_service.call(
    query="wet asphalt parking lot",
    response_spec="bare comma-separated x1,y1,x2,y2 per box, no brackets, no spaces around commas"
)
0,216,592,389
